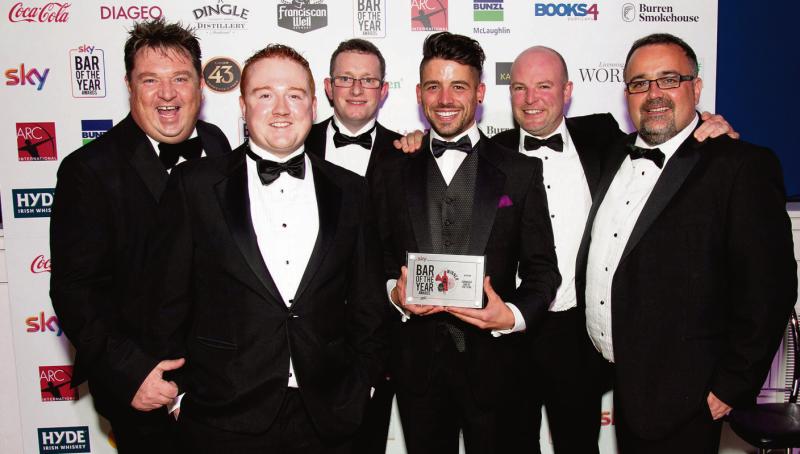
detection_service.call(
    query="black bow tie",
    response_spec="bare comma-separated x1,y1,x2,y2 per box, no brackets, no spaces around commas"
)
246,146,306,185
524,134,563,152
627,144,665,169
331,122,375,150
158,137,202,170
431,135,473,158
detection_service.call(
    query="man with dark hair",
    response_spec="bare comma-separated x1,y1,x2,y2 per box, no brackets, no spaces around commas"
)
371,31,560,453
305,38,401,454
50,18,231,453
146,44,389,453
576,33,797,452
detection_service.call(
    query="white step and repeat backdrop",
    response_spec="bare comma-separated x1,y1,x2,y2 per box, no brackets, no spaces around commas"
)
0,1,721,453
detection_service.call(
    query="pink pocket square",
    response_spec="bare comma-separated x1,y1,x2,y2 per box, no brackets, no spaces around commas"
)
498,195,513,208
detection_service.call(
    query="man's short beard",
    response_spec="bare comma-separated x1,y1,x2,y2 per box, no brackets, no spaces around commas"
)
639,120,678,146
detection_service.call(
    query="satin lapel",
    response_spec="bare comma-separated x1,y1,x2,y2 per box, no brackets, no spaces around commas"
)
128,136,168,203
404,138,433,252
304,118,330,160
575,138,631,282
619,137,701,263
196,120,230,157
214,153,283,305
566,118,603,196
293,156,341,304
365,123,397,179
468,136,506,256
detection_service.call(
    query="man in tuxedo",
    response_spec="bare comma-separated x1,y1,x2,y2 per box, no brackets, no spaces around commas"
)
491,46,737,454
576,33,797,452
145,44,389,453
49,19,231,453
371,32,560,454
304,38,401,454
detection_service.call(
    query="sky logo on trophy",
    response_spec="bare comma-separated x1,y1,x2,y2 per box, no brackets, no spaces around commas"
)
411,0,447,31
40,365,78,402
277,0,328,33
81,119,112,145
17,122,56,161
70,44,106,98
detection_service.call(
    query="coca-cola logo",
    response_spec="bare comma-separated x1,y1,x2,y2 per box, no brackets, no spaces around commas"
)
8,2,70,23
31,255,51,274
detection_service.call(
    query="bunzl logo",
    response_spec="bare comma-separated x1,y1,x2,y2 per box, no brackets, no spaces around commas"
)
5,64,49,91
81,119,112,144
535,2,599,20
69,45,106,98
8,2,70,23
353,0,386,38
37,426,90,454
277,0,327,33
26,312,62,336
495,62,511,85
31,254,51,274
99,4,162,20
193,0,249,34
40,365,78,401
474,0,503,21
13,188,55,218
17,122,57,161
411,0,447,31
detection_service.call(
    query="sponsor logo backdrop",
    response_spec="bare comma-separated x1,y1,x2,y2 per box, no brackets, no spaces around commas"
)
0,1,719,452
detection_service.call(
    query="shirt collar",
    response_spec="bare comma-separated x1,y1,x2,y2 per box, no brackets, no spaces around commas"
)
248,139,305,163
429,122,481,153
332,114,377,137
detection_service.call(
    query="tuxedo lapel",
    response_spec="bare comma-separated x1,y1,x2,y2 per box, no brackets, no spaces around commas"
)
404,139,433,253
123,116,169,202
468,136,505,256
619,136,701,262
365,123,394,179
305,118,330,160
214,151,283,305
197,120,230,158
566,118,603,196
293,156,341,303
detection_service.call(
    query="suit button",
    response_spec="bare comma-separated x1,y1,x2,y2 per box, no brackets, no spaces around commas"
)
444,219,452,226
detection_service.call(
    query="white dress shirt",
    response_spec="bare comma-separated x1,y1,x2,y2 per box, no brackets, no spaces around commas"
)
324,115,377,177
518,118,592,312
585,115,699,362
387,123,525,336
247,141,319,387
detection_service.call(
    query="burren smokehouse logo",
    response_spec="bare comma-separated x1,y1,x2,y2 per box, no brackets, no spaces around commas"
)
277,0,327,34
193,0,249,34
8,2,70,23
622,3,699,22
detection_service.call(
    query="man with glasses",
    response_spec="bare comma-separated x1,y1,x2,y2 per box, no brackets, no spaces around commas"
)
305,39,401,180
576,33,797,452
305,40,402,453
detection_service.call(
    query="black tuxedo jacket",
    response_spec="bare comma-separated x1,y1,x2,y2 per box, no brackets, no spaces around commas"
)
145,144,390,439
304,117,402,179
490,113,625,197
49,114,231,420
576,126,797,439
369,132,560,405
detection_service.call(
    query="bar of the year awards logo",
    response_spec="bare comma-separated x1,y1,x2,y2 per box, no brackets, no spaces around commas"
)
406,252,485,308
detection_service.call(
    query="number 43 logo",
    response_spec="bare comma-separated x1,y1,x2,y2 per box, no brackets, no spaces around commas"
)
202,57,242,92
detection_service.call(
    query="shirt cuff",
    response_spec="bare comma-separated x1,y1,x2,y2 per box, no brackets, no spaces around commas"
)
491,303,526,337
386,279,410,322
167,393,184,414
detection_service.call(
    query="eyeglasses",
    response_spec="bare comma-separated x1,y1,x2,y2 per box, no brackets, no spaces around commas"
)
331,76,383,89
625,75,695,94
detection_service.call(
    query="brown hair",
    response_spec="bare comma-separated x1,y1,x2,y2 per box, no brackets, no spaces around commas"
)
241,44,315,95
